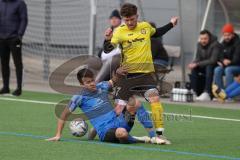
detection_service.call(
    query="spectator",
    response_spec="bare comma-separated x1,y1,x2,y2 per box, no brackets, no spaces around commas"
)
188,30,221,101
0,0,28,96
96,9,122,83
212,73,240,102
213,24,240,89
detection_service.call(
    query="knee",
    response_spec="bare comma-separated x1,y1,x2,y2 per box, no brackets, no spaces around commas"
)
214,66,223,75
16,62,23,68
126,96,142,113
127,97,141,107
145,88,160,103
115,128,128,139
14,60,23,68
126,104,137,115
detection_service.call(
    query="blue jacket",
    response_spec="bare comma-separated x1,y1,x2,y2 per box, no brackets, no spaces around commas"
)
0,0,28,39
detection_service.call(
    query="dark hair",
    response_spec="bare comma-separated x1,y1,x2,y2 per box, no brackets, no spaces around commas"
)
200,29,211,37
120,3,137,17
77,68,94,84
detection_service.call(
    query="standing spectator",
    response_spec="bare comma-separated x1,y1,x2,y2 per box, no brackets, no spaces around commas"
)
96,9,122,83
188,30,221,101
213,24,240,89
0,0,28,96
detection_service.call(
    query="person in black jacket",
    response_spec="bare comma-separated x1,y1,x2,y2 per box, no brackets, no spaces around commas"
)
213,24,240,90
188,30,221,101
0,0,28,96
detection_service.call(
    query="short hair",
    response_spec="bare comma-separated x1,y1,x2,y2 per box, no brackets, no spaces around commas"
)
200,29,211,37
120,3,137,17
77,68,94,84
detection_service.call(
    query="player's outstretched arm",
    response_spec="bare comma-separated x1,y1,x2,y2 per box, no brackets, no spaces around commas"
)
152,16,179,38
46,107,71,141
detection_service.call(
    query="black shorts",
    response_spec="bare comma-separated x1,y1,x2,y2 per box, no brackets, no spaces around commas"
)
103,128,119,143
102,109,136,144
114,73,157,101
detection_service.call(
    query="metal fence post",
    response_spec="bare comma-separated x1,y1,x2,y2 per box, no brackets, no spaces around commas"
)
89,0,97,56
43,0,51,80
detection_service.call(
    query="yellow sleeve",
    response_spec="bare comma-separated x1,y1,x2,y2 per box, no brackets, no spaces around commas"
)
150,27,156,36
111,28,121,45
144,22,156,36
149,24,156,36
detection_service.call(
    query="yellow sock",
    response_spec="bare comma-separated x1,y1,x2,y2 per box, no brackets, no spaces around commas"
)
150,102,164,133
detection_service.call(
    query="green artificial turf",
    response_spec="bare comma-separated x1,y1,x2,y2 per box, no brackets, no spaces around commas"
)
0,91,239,160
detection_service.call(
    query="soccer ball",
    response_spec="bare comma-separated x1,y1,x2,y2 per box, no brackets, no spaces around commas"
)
69,119,88,137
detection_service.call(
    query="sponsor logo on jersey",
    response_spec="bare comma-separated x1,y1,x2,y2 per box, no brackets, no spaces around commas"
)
141,29,146,34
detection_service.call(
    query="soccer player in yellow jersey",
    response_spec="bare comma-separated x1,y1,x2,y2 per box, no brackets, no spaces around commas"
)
103,3,178,144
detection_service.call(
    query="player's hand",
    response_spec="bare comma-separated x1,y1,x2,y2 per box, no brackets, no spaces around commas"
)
45,136,61,141
116,66,128,76
170,16,179,27
104,27,113,40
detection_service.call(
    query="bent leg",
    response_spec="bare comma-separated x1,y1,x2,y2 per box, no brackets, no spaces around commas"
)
213,66,224,89
225,81,240,98
225,66,240,87
115,128,137,144
205,65,214,95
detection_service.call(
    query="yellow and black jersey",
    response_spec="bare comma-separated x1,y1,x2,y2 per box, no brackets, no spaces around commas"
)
111,22,156,73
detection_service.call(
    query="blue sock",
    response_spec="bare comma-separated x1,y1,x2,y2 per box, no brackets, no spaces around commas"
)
137,104,154,128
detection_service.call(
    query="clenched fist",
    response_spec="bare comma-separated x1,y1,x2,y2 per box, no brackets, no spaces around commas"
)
104,27,113,40
170,16,179,27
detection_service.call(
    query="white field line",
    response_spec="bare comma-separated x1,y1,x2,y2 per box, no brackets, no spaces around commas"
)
0,97,58,105
0,96,240,122
149,112,240,122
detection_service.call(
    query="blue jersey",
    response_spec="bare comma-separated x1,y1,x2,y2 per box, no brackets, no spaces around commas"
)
68,82,119,141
